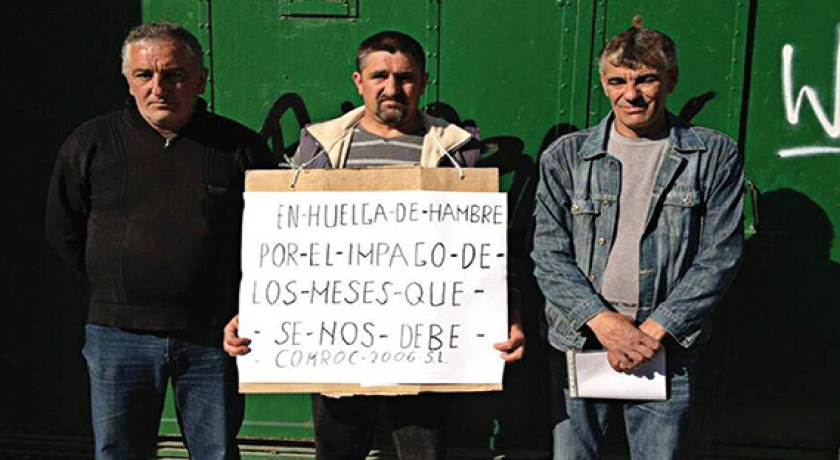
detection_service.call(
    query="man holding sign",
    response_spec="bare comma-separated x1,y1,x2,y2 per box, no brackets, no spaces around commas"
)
225,31,524,460
531,23,744,459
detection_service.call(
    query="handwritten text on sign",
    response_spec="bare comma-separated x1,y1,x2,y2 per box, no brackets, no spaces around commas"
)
237,191,508,385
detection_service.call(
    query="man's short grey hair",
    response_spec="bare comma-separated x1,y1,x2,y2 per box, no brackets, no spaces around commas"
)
121,22,204,74
598,18,678,73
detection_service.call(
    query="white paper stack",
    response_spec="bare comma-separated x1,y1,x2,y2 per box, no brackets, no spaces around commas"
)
566,349,666,401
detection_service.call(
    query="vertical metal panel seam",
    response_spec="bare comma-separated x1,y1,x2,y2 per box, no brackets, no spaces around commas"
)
575,0,589,128
726,0,751,138
555,0,571,125
197,0,215,112
577,0,596,128
556,0,600,131
587,0,607,128
425,0,441,105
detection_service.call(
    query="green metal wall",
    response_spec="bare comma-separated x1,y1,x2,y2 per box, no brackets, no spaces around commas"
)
4,0,840,458
709,2,840,458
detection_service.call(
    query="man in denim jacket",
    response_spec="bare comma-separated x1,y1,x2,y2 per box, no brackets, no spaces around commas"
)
531,24,743,459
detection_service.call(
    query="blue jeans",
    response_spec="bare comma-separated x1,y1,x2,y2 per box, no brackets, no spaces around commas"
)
549,346,699,460
82,324,244,460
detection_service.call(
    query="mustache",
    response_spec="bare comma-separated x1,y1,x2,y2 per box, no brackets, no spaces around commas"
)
378,94,408,105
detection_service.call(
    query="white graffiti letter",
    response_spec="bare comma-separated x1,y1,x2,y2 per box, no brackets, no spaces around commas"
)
779,24,840,158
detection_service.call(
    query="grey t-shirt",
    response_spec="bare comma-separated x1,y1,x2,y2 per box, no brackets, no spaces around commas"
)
344,125,424,168
600,123,667,316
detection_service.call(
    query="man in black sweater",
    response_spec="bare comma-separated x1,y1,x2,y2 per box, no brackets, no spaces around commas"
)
46,22,275,460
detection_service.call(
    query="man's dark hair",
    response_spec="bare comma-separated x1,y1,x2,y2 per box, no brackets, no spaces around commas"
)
356,31,426,73
598,18,677,73
121,22,204,74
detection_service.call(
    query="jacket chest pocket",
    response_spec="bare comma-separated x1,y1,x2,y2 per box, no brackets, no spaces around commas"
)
660,189,703,238
570,197,601,224
570,198,602,262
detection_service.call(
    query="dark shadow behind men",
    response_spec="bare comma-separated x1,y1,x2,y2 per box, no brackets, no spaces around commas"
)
3,1,140,446
709,188,840,452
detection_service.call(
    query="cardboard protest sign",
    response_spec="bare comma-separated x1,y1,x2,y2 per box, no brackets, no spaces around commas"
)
237,168,507,395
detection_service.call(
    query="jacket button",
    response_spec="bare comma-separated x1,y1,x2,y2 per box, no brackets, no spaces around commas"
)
602,200,611,207
588,274,596,282
571,204,580,212
683,195,693,205
597,237,606,246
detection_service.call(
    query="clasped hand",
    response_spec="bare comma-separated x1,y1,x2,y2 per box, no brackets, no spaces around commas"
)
586,311,665,372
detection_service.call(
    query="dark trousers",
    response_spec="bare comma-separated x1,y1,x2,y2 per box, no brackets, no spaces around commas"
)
311,393,451,460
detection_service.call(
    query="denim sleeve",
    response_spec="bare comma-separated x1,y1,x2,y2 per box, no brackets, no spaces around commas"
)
648,138,745,347
531,146,609,332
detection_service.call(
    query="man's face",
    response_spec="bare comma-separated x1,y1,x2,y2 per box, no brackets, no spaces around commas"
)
600,60,677,138
353,51,428,130
124,40,207,136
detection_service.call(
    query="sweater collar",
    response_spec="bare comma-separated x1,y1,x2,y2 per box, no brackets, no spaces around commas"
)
124,97,209,141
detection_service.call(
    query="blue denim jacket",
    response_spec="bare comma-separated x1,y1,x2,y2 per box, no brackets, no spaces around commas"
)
531,113,744,351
